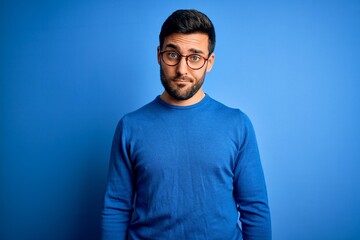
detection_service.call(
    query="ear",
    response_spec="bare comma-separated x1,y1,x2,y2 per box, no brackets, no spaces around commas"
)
205,53,215,73
157,46,161,65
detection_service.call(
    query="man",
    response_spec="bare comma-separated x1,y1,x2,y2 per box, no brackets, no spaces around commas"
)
102,9,271,240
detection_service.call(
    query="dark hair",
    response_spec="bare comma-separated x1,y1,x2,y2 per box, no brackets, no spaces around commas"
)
159,9,216,54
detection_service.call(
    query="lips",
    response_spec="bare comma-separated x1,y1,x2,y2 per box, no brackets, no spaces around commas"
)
173,77,192,82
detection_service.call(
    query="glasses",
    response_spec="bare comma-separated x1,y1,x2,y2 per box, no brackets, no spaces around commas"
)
160,51,209,70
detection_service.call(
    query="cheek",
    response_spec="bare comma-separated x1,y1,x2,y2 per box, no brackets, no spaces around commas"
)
161,65,175,77
193,69,206,81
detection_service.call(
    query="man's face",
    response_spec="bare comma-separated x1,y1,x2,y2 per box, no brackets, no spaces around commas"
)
158,33,215,102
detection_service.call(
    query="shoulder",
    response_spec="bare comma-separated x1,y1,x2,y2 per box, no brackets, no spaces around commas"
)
206,97,258,150
207,96,253,126
116,97,164,132
121,98,159,121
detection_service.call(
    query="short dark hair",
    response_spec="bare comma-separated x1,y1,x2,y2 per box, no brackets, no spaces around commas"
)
159,9,216,54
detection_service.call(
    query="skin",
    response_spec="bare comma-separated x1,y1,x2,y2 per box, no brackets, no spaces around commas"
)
157,33,215,106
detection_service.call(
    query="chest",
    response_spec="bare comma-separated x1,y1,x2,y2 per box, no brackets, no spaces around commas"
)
127,120,239,185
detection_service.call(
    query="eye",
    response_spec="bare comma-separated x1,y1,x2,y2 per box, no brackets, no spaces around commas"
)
167,52,179,59
188,54,201,62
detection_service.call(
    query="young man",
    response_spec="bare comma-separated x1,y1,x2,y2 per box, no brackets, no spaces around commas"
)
102,9,271,240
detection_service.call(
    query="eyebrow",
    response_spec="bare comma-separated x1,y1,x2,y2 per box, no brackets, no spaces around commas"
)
164,43,205,55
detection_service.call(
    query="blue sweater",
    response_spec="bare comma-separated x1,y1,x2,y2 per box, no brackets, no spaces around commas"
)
102,95,271,240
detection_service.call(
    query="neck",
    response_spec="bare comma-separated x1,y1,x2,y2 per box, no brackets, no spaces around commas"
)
160,90,205,106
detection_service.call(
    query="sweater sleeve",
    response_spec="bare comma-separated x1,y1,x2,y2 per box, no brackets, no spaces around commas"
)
233,114,272,240
102,119,135,240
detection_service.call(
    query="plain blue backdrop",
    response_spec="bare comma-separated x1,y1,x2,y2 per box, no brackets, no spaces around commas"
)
1,1,360,239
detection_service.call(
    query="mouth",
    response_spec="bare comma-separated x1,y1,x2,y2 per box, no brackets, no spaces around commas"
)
172,78,191,89
173,77,192,83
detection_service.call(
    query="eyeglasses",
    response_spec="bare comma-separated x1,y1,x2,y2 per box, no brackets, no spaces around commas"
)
160,51,209,70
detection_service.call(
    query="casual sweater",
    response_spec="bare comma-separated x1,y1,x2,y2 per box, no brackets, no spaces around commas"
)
102,95,271,240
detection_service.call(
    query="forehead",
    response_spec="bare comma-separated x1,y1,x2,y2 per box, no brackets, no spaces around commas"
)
163,33,209,54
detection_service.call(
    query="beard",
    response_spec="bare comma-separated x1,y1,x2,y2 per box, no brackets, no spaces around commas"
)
160,67,206,101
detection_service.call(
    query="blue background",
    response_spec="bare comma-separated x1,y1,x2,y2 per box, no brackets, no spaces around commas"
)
1,1,360,239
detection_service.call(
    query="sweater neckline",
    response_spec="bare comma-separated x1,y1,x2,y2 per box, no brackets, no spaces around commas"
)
155,94,210,110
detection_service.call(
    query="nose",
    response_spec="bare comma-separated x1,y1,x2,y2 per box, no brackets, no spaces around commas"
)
176,56,188,75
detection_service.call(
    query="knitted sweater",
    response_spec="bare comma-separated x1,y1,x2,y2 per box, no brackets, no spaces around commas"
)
102,95,271,239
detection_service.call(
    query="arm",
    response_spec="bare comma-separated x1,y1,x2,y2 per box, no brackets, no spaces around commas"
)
102,119,135,240
233,115,271,240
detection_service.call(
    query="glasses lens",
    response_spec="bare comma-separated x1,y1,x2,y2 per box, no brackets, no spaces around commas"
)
162,52,179,66
187,54,205,70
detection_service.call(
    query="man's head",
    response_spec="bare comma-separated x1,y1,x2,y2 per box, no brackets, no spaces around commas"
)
158,9,216,105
